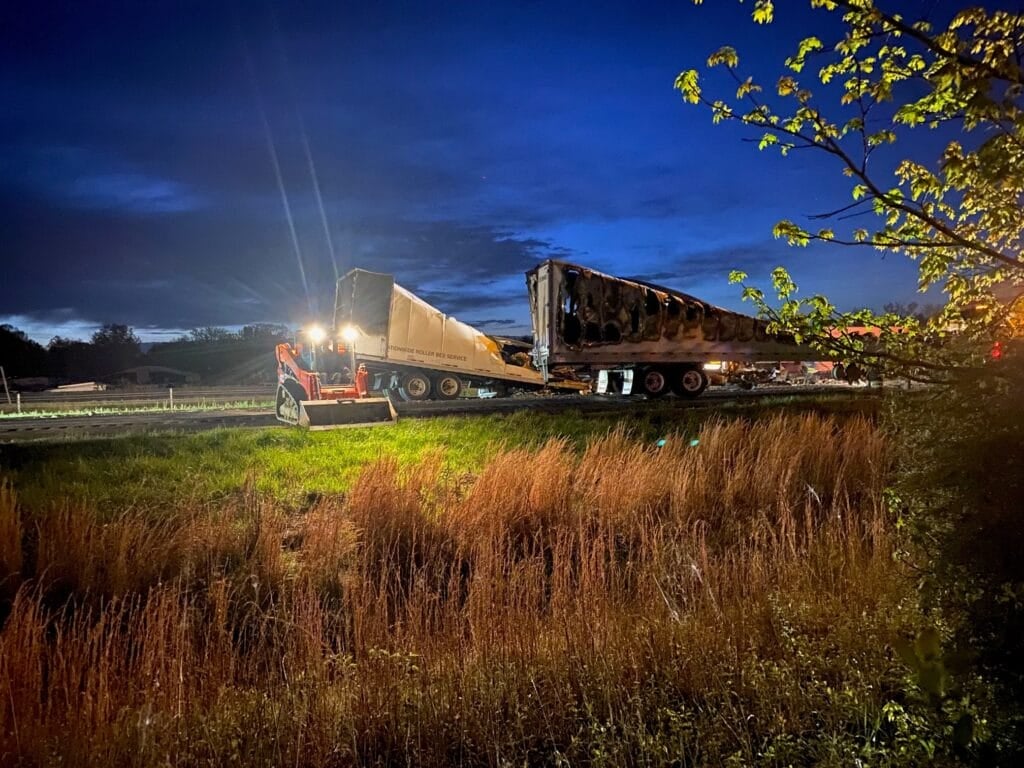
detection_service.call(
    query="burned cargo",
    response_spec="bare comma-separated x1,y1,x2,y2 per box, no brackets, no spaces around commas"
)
527,260,810,397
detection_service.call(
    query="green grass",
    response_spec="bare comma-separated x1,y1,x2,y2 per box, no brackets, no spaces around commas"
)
0,396,877,516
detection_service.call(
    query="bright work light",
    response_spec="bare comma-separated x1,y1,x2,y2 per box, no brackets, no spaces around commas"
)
306,324,327,344
341,325,359,343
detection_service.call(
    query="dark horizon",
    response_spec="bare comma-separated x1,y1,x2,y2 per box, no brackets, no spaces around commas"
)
2,1,944,344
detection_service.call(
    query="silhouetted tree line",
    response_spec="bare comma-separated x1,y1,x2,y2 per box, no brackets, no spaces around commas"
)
0,323,290,387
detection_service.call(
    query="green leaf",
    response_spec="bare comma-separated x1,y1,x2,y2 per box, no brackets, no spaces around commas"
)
777,76,797,96
728,270,748,284
707,46,740,68
785,36,823,72
770,267,797,297
752,0,773,24
674,70,702,104
772,220,810,246
736,76,762,98
741,286,764,302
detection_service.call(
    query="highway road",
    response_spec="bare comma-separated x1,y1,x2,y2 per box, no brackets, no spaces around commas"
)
0,385,878,443
0,385,276,415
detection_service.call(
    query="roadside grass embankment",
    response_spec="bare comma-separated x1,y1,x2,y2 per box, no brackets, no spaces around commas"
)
0,394,878,513
0,399,930,766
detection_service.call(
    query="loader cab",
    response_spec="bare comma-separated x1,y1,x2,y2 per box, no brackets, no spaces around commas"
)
295,325,354,383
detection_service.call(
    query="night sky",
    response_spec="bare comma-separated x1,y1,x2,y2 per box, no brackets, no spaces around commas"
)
2,1,947,343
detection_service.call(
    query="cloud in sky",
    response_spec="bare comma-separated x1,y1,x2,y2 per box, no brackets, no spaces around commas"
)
5,145,206,214
1,0,932,341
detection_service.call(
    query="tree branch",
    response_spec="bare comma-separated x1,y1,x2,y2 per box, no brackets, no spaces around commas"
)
834,0,1024,85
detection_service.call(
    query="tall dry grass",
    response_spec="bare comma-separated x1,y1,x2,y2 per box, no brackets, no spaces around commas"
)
0,481,21,599
0,414,913,766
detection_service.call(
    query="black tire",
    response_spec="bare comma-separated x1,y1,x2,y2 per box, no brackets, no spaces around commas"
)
433,373,463,400
833,363,847,381
672,367,708,398
640,366,670,398
399,372,432,401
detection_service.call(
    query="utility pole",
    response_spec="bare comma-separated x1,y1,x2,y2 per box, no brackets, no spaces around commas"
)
0,366,10,404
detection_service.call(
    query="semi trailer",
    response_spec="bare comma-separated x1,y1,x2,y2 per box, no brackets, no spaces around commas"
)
275,259,811,427
333,268,577,399
526,260,812,397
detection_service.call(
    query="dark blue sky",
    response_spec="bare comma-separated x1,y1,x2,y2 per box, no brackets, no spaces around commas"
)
2,1,946,342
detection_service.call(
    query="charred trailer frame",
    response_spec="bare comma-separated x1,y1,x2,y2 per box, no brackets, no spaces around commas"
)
526,260,813,397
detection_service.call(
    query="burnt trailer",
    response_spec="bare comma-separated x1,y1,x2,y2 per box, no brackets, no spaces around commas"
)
526,260,812,397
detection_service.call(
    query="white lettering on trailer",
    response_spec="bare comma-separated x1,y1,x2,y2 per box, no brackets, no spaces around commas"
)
388,344,468,362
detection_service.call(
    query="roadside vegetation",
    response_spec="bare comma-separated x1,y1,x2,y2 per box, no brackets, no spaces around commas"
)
676,3,1024,760
1,406,941,766
0,397,875,511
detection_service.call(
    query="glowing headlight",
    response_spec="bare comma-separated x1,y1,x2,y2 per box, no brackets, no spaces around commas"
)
341,325,359,343
306,324,327,344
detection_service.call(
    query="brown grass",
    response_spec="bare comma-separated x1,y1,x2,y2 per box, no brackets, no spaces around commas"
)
0,414,916,766
0,481,22,598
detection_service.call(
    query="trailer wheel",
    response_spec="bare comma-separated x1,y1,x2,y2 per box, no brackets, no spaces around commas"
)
399,372,432,401
672,367,708,398
434,374,463,400
640,367,670,398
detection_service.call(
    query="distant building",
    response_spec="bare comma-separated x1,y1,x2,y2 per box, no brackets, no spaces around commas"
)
47,381,108,393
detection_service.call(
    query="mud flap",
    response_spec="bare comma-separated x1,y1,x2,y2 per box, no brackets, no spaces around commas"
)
595,369,634,395
621,369,634,395
297,394,398,429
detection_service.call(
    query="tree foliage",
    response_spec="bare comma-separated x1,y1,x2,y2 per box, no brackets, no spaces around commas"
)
88,323,142,376
146,324,289,383
678,0,1024,381
0,322,290,386
0,325,48,378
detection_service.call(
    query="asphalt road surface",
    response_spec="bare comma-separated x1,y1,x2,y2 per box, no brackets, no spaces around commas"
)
0,385,878,443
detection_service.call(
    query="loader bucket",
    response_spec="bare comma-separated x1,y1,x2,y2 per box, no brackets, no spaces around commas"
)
296,395,397,429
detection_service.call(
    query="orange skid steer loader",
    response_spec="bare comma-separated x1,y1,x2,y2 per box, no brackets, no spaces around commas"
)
274,335,396,429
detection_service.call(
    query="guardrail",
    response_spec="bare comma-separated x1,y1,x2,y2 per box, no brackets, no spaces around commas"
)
0,385,277,414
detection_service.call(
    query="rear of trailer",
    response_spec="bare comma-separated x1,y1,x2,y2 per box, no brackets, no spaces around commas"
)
526,260,812,397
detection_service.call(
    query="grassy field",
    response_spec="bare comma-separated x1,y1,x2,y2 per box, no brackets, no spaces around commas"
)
0,396,876,513
0,398,932,766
